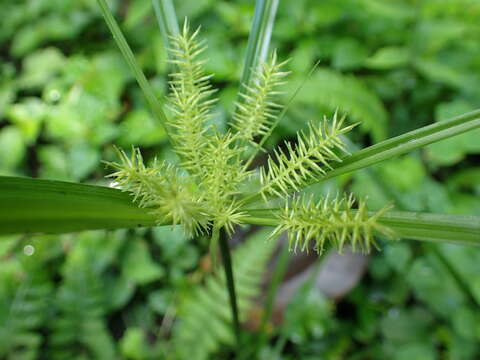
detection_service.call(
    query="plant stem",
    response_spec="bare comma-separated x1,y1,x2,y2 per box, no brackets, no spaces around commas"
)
217,225,241,346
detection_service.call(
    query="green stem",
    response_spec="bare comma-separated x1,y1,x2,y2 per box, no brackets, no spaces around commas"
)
96,0,172,144
217,226,241,346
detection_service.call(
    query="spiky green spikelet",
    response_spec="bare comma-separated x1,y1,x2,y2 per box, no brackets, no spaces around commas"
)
107,21,394,254
270,194,394,254
232,52,289,145
259,112,356,200
199,131,251,234
106,148,208,236
167,21,216,180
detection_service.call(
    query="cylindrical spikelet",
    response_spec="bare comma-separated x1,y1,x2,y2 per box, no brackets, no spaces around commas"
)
270,194,395,254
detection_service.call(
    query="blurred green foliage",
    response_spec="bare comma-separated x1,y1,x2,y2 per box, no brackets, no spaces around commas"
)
1,0,480,358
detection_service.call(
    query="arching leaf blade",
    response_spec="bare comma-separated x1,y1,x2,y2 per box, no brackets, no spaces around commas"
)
317,109,480,183
0,176,156,235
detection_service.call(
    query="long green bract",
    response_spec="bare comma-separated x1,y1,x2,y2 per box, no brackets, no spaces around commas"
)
0,176,155,235
2,175,478,247
317,109,480,184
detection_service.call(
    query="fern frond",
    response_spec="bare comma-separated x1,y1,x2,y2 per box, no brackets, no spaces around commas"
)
167,21,217,178
173,229,277,360
49,248,115,360
298,69,388,141
259,112,356,199
0,276,51,359
270,194,395,254
106,148,209,236
232,52,289,145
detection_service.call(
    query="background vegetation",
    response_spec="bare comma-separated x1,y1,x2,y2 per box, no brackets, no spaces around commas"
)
1,0,479,359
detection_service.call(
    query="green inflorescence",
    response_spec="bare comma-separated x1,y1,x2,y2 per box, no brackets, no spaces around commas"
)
107,21,394,254
271,194,395,254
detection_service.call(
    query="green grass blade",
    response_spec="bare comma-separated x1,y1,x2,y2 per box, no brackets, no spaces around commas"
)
242,109,480,204
0,176,156,235
239,0,279,90
96,0,171,141
378,211,480,245
316,109,480,184
241,209,480,246
152,0,180,41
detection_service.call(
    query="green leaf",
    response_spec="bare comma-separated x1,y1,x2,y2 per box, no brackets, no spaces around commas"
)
365,46,410,69
18,47,65,89
426,100,480,166
6,98,46,143
152,0,180,41
0,127,25,171
378,156,426,191
118,109,167,147
239,0,279,90
0,176,156,235
332,38,368,70
122,239,164,285
120,327,149,359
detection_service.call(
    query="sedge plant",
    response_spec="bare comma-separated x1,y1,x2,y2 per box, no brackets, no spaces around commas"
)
1,0,480,356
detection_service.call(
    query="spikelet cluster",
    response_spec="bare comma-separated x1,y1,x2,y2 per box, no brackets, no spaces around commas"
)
107,21,394,253
270,194,394,254
167,22,216,179
259,113,356,200
232,52,289,145
106,148,208,236
199,131,251,234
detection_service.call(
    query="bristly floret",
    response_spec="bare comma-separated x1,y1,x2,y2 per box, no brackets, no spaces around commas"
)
232,52,289,146
106,148,209,236
106,22,395,252
259,112,356,200
167,21,217,180
199,131,251,234
270,194,395,254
